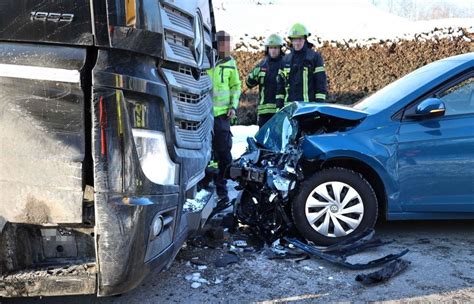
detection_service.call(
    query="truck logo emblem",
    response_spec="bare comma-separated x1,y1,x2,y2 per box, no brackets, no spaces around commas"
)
30,12,74,22
193,11,205,68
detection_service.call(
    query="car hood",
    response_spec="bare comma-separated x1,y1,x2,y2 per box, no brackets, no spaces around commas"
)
292,103,368,121
254,102,368,152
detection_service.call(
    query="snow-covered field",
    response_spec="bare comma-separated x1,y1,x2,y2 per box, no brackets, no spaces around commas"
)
213,0,474,50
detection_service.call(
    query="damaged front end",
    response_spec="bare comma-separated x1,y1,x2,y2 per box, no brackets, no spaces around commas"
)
229,102,409,276
229,102,367,243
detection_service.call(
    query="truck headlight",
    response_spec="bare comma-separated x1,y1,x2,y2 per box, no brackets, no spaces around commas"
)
132,128,177,185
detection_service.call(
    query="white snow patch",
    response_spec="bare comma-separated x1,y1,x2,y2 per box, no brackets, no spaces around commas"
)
213,0,474,50
183,189,211,213
231,125,259,159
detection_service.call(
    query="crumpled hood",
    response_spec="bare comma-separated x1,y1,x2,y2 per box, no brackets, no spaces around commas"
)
254,102,368,152
292,102,368,121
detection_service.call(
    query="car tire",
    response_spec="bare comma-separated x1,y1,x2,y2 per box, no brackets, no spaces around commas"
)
291,167,378,246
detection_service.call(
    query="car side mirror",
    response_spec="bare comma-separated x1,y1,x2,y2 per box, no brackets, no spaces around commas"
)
406,98,446,120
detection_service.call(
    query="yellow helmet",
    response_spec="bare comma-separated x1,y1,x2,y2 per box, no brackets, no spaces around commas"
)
288,23,310,39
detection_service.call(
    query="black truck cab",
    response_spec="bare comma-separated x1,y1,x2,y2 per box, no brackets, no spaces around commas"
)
0,0,216,297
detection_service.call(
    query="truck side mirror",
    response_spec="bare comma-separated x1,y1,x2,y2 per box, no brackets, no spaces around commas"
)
406,98,446,120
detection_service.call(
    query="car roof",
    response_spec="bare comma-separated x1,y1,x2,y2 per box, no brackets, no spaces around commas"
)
441,52,474,64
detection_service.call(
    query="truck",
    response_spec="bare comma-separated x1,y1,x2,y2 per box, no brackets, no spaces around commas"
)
0,0,216,297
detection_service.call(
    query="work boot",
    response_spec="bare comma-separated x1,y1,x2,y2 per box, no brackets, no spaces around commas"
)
216,196,230,209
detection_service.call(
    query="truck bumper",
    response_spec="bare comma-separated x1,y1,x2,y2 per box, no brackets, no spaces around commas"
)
95,187,215,297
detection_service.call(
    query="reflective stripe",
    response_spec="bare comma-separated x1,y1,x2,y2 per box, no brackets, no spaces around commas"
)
314,66,325,73
208,161,218,169
258,108,277,115
279,68,290,77
115,76,124,135
258,103,277,109
258,103,277,115
315,93,327,100
260,86,265,104
303,67,309,102
276,94,285,99
213,100,231,107
213,92,231,98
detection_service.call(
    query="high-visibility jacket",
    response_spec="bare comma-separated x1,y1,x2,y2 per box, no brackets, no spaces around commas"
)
207,56,241,117
276,44,327,107
246,55,282,116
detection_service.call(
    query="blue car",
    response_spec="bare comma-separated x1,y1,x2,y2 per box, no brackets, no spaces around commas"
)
230,53,474,245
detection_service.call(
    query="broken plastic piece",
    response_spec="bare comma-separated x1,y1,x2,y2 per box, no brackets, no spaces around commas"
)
214,252,240,268
233,240,248,247
355,259,411,285
284,237,409,270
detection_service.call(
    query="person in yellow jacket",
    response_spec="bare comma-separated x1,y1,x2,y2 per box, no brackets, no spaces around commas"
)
207,30,241,205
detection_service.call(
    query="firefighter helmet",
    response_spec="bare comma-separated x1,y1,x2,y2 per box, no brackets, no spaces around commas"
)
288,23,310,39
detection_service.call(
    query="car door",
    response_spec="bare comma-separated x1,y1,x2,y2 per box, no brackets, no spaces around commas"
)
397,73,474,213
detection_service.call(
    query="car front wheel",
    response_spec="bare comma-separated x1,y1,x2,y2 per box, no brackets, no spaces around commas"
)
291,167,378,245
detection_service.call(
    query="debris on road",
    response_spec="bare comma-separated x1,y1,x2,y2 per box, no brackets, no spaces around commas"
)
284,228,409,271
233,240,248,247
355,259,411,285
214,252,240,268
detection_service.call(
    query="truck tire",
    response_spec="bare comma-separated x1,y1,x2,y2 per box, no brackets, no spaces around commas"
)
291,167,378,246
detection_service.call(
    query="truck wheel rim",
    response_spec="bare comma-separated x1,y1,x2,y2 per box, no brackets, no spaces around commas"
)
304,181,364,238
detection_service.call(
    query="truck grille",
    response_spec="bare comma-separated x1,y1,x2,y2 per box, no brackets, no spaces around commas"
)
175,116,212,149
160,3,211,69
161,65,212,150
163,5,193,33
160,3,213,151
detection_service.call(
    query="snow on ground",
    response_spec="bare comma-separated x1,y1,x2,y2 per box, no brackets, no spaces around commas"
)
213,0,474,49
231,125,259,159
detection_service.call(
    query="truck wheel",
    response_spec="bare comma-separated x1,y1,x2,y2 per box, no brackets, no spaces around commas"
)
291,167,378,246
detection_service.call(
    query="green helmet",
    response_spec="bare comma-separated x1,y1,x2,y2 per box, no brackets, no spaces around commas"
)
264,33,284,47
288,23,310,39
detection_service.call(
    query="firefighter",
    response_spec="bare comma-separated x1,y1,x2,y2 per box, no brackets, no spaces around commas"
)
246,33,285,127
276,23,328,107
207,30,241,206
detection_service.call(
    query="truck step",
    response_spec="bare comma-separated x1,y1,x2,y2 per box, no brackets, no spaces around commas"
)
0,262,96,297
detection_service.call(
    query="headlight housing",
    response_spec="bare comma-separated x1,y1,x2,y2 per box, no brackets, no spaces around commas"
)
132,128,177,185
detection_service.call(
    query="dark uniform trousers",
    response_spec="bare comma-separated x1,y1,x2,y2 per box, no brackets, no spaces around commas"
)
212,115,232,200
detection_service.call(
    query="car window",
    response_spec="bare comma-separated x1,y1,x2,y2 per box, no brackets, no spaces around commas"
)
352,60,463,114
439,76,474,116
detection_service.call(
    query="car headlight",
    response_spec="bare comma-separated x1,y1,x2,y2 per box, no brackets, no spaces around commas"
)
132,128,177,185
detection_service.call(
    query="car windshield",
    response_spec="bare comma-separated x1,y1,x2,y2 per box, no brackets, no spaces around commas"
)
353,60,459,114
254,104,298,152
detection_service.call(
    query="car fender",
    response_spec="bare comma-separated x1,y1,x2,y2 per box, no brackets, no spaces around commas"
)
300,131,402,212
